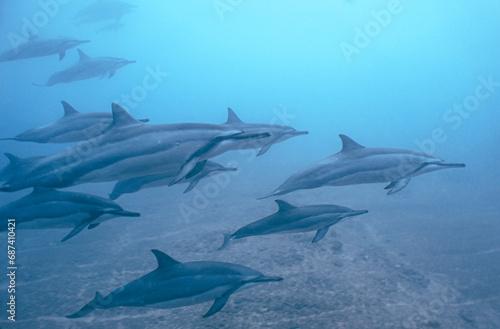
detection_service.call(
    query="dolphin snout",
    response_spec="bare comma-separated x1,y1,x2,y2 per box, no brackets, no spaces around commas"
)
290,130,309,136
350,210,368,217
220,167,237,172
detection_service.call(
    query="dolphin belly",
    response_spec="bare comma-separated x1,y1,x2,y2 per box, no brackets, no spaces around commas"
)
146,285,231,309
16,213,91,230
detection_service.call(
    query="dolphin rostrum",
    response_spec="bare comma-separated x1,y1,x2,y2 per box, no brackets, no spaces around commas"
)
0,187,139,242
220,200,367,249
0,101,148,143
222,108,308,156
0,33,89,62
33,49,135,86
261,134,466,198
0,104,269,192
109,161,237,200
67,249,283,318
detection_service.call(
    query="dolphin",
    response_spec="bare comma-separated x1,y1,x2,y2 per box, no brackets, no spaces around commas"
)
221,108,308,156
74,0,136,25
67,249,283,318
166,108,307,186
0,101,148,143
0,187,139,242
220,200,367,249
33,49,135,86
109,161,237,200
260,134,466,198
0,104,269,192
0,33,89,62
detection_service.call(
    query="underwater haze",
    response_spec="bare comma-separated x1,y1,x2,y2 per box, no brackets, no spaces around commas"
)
0,0,499,328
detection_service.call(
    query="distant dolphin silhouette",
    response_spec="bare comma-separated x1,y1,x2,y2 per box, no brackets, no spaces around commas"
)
33,49,135,86
261,134,466,198
0,101,148,143
67,249,283,318
0,33,89,62
74,0,137,25
220,200,368,249
0,187,139,242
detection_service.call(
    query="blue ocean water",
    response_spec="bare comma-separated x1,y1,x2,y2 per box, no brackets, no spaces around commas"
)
0,0,499,328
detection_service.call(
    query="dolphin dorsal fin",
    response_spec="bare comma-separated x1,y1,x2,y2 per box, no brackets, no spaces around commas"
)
61,101,79,117
275,199,296,212
151,249,181,269
226,108,243,124
77,49,90,61
4,153,21,165
111,103,143,128
339,134,365,152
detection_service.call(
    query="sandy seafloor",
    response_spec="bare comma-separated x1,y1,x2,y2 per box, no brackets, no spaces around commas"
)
0,153,499,329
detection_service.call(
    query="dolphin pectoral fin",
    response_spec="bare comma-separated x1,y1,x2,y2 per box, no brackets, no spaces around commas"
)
202,275,283,316
256,143,272,156
66,291,104,318
203,284,242,318
169,159,199,186
384,181,396,190
88,223,100,230
183,178,201,193
109,70,116,79
61,215,99,242
59,51,66,61
312,227,329,243
386,175,412,195
218,234,233,250
185,160,207,179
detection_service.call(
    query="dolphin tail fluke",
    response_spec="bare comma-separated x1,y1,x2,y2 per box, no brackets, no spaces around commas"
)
66,292,105,318
0,137,16,141
32,82,47,87
218,234,233,250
